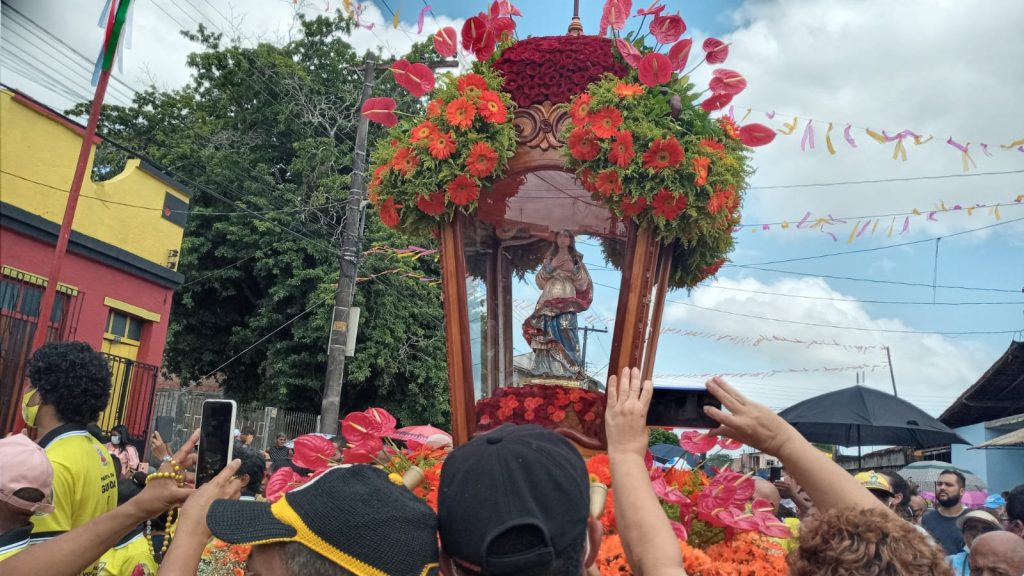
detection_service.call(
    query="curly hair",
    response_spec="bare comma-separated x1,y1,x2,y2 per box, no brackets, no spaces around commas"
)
28,341,111,425
788,506,952,576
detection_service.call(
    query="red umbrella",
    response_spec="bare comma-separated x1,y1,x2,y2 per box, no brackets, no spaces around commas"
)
389,425,452,448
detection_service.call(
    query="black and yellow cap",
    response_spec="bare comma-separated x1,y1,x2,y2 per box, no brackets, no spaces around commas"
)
207,465,439,576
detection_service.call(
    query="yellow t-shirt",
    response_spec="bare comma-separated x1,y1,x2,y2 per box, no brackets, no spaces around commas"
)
96,530,156,576
0,524,33,563
30,424,119,574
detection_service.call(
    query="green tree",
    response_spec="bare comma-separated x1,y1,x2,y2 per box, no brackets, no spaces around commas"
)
73,13,451,428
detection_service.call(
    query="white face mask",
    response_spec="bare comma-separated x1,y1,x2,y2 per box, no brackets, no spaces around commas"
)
110,435,121,444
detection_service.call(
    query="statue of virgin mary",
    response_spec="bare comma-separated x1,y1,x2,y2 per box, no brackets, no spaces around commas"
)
522,229,593,380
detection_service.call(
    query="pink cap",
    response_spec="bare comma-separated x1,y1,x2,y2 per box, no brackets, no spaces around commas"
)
0,434,54,514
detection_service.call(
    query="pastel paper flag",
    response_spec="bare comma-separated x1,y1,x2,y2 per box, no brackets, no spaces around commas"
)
778,116,798,135
901,216,910,234
825,122,836,155
765,110,776,119
417,5,431,34
1000,138,1024,150
980,143,993,157
740,108,752,122
866,128,887,144
946,137,977,171
393,9,400,29
843,124,857,147
800,120,815,151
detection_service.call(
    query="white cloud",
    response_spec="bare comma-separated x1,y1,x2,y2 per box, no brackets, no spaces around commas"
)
658,275,997,415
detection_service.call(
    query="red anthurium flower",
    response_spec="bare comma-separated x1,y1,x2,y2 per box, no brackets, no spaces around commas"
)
477,90,508,123
651,469,691,507
751,498,795,538
589,107,624,138
457,73,488,94
644,449,654,470
739,123,777,147
651,188,687,220
650,12,685,44
290,434,337,472
700,92,733,112
433,26,457,57
615,38,642,69
709,68,747,95
341,411,379,445
342,435,383,465
379,197,401,229
717,436,743,450
669,520,689,542
568,126,601,161
569,94,592,123
466,141,499,177
599,0,631,36
691,155,710,186
713,470,756,504
636,1,666,16
265,467,304,503
620,196,647,217
712,507,761,531
680,430,717,453
594,170,623,197
447,174,480,205
363,407,397,437
703,37,729,64
462,16,497,58
642,136,684,170
361,97,398,127
446,97,477,129
406,62,436,97
637,52,672,86
417,191,447,216
410,120,440,144
667,38,692,71
608,130,635,167
428,131,457,160
489,0,522,17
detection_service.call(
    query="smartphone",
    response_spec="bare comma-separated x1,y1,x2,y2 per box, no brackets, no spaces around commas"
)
645,387,721,428
196,399,237,486
769,466,782,482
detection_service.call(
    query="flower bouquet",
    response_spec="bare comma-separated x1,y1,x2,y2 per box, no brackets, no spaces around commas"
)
474,384,606,441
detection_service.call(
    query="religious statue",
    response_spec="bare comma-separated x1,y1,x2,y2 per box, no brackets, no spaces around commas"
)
522,229,593,380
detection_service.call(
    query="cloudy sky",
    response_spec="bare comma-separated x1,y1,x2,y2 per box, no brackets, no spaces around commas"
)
2,0,1022,423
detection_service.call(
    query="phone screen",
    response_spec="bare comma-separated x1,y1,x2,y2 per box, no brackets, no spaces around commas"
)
196,400,236,486
645,387,721,428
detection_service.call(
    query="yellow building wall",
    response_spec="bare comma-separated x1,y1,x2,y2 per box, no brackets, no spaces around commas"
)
0,90,189,268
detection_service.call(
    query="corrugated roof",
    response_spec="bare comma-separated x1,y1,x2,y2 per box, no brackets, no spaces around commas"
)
971,427,1024,449
940,340,1024,429
985,412,1024,429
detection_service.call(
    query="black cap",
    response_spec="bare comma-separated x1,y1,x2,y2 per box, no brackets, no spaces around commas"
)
438,424,589,574
207,465,439,576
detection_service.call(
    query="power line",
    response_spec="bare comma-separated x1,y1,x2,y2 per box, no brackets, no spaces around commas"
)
739,198,1023,228
697,284,1024,306
746,168,1024,190
731,265,1023,294
180,254,255,287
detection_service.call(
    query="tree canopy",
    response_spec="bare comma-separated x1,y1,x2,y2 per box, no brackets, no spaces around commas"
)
74,12,451,428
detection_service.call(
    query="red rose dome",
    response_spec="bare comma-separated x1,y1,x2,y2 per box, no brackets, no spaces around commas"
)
493,36,629,108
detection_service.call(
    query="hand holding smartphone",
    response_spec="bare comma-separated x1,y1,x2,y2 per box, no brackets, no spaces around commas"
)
645,386,721,429
196,399,237,486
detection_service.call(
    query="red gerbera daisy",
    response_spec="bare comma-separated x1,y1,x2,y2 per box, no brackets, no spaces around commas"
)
447,174,480,205
699,138,725,156
568,126,601,161
416,191,446,216
594,170,623,197
446,97,476,129
691,155,711,186
428,132,457,160
651,188,687,220
379,197,401,229
369,165,388,196
390,146,419,176
589,107,624,139
620,196,648,218
642,137,684,171
608,130,635,168
569,94,592,124
718,117,741,139
477,90,508,124
426,99,444,119
466,142,499,177
613,83,645,98
457,73,488,94
410,120,440,144
707,186,734,214
578,168,597,193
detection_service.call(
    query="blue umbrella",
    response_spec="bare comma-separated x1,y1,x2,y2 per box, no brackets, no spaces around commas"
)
650,443,684,463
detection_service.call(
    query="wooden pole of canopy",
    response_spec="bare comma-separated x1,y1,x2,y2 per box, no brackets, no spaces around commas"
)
440,215,476,446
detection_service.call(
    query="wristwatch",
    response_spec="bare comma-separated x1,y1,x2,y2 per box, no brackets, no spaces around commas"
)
160,455,173,463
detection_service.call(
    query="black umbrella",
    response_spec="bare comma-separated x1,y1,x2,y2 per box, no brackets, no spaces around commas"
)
778,385,970,458
650,443,685,463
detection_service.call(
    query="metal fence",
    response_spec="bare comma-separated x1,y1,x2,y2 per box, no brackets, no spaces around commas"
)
149,389,320,459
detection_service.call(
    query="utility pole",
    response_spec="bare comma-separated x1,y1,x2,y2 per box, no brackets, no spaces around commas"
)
885,346,898,397
577,325,608,370
320,56,376,435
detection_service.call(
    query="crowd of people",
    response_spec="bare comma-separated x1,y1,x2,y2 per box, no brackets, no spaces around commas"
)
1,340,1023,576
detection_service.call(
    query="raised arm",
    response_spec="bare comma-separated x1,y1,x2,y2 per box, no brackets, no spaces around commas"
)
606,367,687,576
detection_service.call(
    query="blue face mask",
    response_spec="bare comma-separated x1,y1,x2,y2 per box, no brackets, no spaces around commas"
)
111,435,121,445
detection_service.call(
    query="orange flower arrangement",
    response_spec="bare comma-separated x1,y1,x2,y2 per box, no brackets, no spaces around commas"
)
613,82,645,98
445,97,477,129
597,532,787,575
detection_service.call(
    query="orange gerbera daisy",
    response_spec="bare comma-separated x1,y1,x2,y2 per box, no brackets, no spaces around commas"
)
620,196,647,217
410,120,439,143
642,137,684,170
691,155,711,186
457,72,488,94
426,99,444,118
390,146,418,176
446,97,476,129
593,170,622,197
568,126,601,161
477,90,508,123
447,174,480,205
379,197,401,228
613,82,645,98
699,137,725,156
569,93,592,123
416,191,446,216
718,116,741,139
428,131,457,160
465,141,498,177
651,188,687,220
589,107,624,138
608,130,635,167
707,186,734,214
